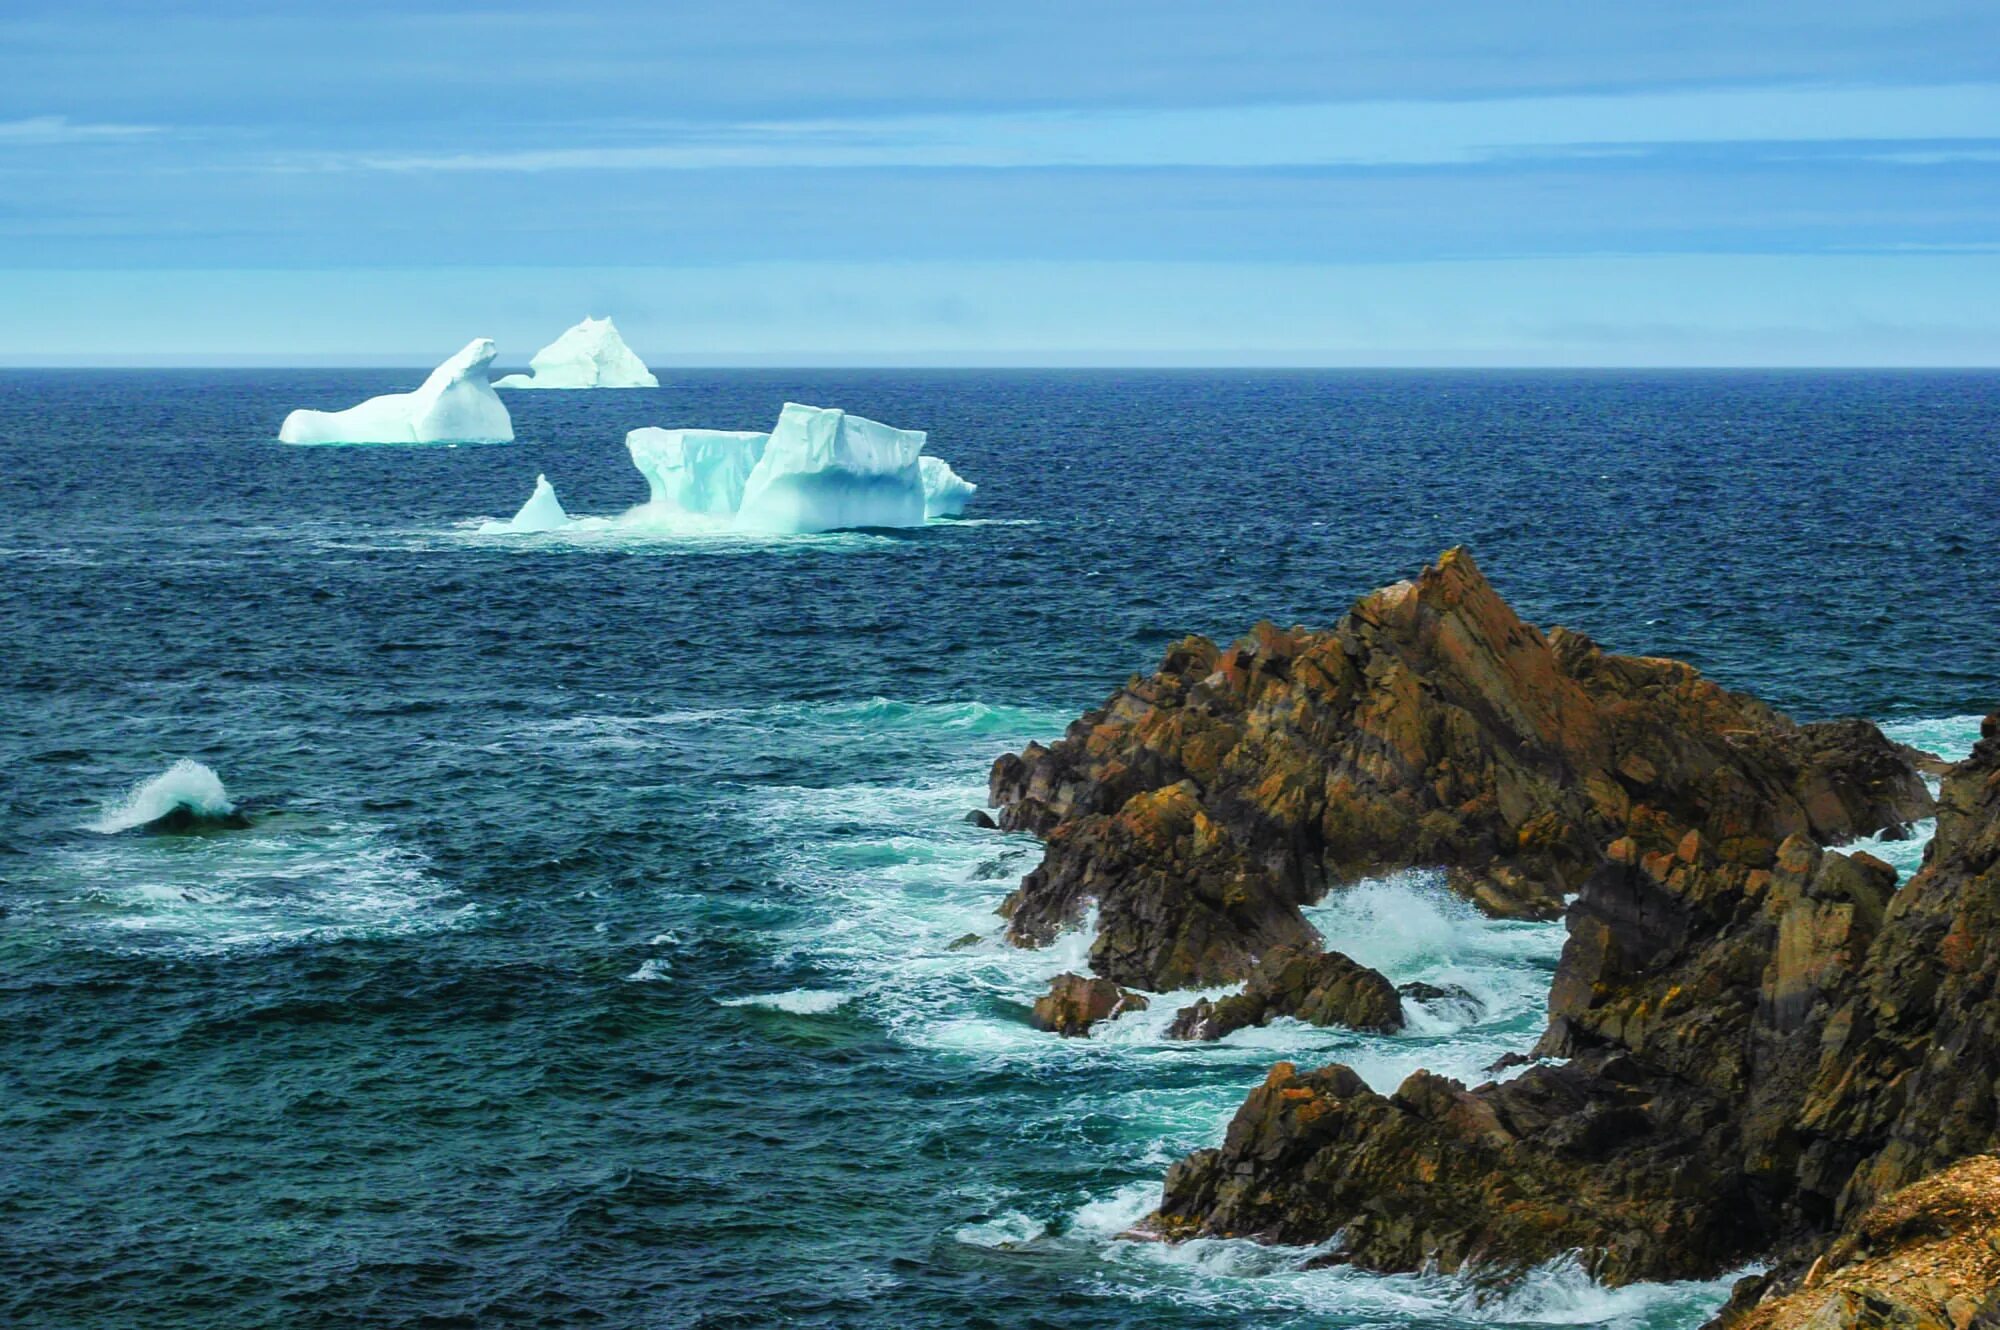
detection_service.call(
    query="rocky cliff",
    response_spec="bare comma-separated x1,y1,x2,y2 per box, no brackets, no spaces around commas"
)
1149,713,2000,1297
985,548,1993,1315
991,548,1931,991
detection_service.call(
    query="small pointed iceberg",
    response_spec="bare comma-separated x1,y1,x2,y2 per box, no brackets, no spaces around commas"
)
480,474,573,533
279,338,514,444
494,317,658,390
920,456,977,518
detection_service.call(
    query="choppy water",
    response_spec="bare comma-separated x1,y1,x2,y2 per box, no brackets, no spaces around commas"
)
2,370,1995,1330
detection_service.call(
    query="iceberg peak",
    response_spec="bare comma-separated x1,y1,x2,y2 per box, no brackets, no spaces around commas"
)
279,338,513,445
480,473,573,534
494,316,659,390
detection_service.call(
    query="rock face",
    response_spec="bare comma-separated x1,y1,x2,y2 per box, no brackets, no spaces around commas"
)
1030,973,1148,1037
1713,1156,2000,1330
1149,712,2000,1292
1167,945,1403,1041
991,548,1932,991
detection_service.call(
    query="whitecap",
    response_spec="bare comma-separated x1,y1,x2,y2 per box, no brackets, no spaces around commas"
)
88,758,236,833
624,958,673,983
716,988,850,1015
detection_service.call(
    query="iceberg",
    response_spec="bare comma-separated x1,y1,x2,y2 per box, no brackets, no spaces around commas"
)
279,338,513,444
480,474,572,534
735,403,928,533
920,456,977,518
494,316,658,389
626,427,770,515
480,401,974,537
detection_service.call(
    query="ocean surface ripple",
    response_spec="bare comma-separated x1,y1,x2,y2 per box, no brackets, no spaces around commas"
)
1,369,1996,1329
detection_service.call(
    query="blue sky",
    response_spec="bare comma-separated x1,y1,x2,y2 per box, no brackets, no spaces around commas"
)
4,1,1998,365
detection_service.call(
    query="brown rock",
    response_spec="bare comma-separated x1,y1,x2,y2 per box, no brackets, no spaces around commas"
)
1710,1156,2000,1330
1166,945,1403,1040
1029,972,1149,1037
990,548,1930,990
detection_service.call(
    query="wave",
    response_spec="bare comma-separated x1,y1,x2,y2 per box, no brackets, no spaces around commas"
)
716,989,851,1015
88,759,243,834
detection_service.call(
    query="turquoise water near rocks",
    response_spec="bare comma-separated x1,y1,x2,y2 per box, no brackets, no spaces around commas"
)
2,370,1995,1328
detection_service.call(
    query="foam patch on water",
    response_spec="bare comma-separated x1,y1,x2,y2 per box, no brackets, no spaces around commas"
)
717,988,851,1014
88,759,236,833
625,958,673,983
42,815,466,956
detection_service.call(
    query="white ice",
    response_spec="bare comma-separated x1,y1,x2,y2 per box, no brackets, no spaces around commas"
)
279,338,514,444
736,402,928,533
479,474,573,534
626,427,770,515
920,456,977,518
493,316,658,389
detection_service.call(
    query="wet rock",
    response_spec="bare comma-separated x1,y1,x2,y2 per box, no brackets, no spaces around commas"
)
1167,946,1402,1040
963,809,998,829
1029,973,1149,1037
141,805,253,833
945,933,985,952
1397,980,1484,1023
1150,710,2000,1290
990,548,1929,990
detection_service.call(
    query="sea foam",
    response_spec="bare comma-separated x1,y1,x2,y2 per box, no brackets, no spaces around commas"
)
89,759,237,834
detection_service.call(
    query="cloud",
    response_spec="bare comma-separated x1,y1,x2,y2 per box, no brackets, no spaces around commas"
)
333,83,2000,174
0,114,160,145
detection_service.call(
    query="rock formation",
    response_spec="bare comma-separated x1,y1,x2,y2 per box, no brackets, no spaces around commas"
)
1147,712,2000,1298
1713,1156,2000,1329
1030,973,1148,1037
990,547,1932,991
1166,945,1403,1040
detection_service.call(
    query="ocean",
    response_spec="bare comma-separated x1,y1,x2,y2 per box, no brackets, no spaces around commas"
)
2,369,1995,1329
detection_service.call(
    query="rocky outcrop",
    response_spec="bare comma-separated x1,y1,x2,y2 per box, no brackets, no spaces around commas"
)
1148,712,2000,1292
1712,1156,2000,1330
991,548,1931,990
1030,973,1149,1037
1167,945,1403,1040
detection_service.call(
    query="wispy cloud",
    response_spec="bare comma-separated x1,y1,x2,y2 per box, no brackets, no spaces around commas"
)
333,83,2000,173
0,114,160,145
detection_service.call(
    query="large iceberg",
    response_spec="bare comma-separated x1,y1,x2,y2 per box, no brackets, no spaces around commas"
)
736,403,927,533
483,401,973,537
626,427,770,515
494,317,658,390
479,474,573,534
280,338,514,444
920,456,977,518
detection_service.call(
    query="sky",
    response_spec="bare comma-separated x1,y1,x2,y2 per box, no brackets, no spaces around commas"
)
3,1,1998,366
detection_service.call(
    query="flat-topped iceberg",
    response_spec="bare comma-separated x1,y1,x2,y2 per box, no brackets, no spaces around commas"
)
920,456,977,518
736,403,928,533
627,427,770,516
494,316,658,390
280,338,514,445
479,474,572,534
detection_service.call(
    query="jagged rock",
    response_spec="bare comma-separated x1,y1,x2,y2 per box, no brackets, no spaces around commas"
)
991,548,1930,990
1149,711,2000,1289
1710,1156,2000,1330
1166,945,1403,1040
1029,973,1148,1037
1398,980,1485,1022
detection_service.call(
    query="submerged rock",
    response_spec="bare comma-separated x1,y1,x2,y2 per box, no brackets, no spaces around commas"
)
1167,945,1402,1041
1030,973,1148,1037
990,547,1931,991
1149,710,2000,1293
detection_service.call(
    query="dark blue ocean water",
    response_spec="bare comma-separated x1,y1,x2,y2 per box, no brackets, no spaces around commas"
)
1,370,1995,1330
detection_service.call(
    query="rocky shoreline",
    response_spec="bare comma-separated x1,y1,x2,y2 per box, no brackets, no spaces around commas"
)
985,549,1999,1324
